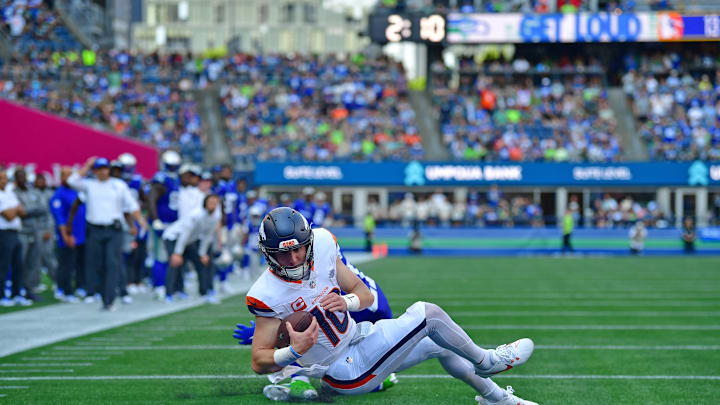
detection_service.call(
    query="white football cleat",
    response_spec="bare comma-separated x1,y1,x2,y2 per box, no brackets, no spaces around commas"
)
475,338,534,378
476,386,538,405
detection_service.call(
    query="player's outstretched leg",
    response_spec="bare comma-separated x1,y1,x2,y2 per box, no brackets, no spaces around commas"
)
422,302,534,378
395,337,537,405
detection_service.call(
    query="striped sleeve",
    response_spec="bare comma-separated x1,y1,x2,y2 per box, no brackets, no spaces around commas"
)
246,295,278,317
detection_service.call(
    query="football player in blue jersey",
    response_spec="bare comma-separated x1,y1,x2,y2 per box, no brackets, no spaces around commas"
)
233,243,397,400
311,192,332,227
119,153,149,294
292,187,315,220
147,150,181,299
213,165,238,292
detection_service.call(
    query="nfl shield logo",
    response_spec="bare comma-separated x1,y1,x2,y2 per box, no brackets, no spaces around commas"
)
310,281,316,289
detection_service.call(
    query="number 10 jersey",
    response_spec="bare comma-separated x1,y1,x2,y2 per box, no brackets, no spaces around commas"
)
246,228,358,367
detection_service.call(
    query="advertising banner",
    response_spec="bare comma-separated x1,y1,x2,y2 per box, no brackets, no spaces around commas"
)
446,12,720,43
255,161,720,187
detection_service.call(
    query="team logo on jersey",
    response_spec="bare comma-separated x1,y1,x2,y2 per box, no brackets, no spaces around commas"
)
345,357,353,364
291,297,307,312
280,239,299,248
329,269,335,280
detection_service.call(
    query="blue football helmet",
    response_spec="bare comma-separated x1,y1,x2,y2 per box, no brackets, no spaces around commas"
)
258,207,314,281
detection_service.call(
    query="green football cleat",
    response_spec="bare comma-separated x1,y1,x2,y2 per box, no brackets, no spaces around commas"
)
263,379,319,401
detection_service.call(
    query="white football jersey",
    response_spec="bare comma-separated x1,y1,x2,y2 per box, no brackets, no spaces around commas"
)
246,228,357,367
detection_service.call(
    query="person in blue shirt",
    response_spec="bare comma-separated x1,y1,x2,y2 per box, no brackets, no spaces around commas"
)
119,153,148,293
146,151,181,298
238,190,269,277
49,166,87,302
311,191,332,227
292,187,315,220
211,166,237,290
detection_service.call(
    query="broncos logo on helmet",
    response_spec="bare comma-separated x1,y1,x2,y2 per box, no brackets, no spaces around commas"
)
258,207,314,281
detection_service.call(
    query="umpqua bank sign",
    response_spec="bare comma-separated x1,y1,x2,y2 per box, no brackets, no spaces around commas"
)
405,162,523,185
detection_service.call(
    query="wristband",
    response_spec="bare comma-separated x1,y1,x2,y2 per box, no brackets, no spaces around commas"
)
273,345,302,367
342,293,360,312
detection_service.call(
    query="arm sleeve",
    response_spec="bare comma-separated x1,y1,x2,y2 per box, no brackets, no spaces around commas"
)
173,215,197,255
49,196,67,226
198,218,216,256
66,173,87,192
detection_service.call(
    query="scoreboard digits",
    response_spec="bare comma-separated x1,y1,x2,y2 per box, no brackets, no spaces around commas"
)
369,12,446,44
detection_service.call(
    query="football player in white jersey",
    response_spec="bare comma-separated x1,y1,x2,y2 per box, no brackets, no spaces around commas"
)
246,208,538,405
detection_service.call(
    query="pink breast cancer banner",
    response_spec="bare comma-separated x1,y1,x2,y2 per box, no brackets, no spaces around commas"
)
0,99,158,178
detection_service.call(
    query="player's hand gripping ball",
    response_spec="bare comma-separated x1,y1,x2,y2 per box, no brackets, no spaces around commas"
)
276,311,314,348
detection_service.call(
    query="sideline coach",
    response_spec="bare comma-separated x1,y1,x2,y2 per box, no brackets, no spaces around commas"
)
68,157,148,310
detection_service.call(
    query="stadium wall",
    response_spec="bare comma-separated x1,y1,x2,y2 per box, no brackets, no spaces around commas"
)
328,227,720,256
0,100,158,178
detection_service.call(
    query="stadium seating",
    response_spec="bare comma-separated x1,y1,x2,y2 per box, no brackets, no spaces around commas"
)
217,54,424,164
431,56,621,162
0,48,204,163
0,0,81,53
623,50,720,161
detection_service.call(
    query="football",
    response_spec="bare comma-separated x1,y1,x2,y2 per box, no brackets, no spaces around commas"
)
276,311,314,348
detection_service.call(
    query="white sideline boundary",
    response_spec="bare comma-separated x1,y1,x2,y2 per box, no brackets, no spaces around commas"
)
46,344,720,351
0,374,718,382
0,253,377,358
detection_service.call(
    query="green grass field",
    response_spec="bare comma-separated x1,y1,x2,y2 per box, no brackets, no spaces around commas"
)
2,256,720,404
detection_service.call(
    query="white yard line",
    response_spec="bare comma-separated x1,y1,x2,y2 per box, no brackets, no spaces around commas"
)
392,293,720,300
449,311,720,317
21,357,109,361
0,363,92,367
395,301,720,307
0,386,28,389
534,345,720,350
464,325,720,330
0,369,74,373
43,344,720,351
52,345,249,351
0,374,718,381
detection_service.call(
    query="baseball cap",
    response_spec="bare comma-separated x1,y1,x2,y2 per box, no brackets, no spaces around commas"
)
93,158,110,169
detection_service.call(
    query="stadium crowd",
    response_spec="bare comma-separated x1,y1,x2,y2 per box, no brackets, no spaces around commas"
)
1,0,81,53
432,55,621,162
218,54,424,164
623,50,720,161
0,48,205,163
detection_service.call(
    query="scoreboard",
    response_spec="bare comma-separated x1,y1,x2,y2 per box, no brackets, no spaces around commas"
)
368,12,446,44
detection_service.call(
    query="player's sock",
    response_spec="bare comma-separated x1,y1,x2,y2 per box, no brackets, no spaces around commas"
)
291,375,310,384
151,261,167,287
371,373,398,392
424,302,490,366
438,352,505,402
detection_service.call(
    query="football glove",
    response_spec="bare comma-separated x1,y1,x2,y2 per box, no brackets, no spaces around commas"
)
233,320,255,345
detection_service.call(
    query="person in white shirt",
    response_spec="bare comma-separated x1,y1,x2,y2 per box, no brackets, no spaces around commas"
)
0,169,30,307
629,221,648,255
177,164,205,220
67,157,149,311
162,194,222,303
